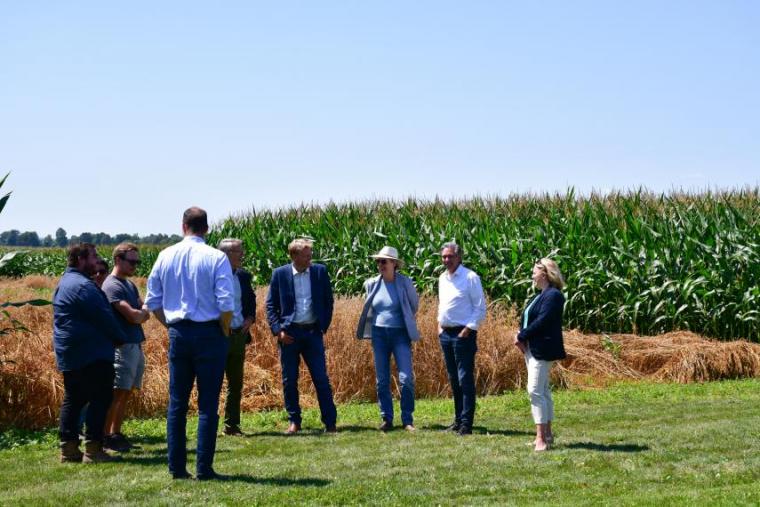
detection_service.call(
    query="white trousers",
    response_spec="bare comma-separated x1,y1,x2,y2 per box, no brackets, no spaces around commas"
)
524,348,554,424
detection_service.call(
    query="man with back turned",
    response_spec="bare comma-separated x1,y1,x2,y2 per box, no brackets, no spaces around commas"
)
145,207,234,480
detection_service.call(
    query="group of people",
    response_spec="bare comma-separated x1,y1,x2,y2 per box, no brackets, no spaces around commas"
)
52,206,567,480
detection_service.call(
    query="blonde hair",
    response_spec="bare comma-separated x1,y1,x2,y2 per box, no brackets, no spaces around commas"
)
288,238,314,257
537,258,565,289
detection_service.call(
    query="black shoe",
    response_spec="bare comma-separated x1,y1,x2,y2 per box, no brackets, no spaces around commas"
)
379,419,393,432
457,426,473,436
324,425,338,434
443,422,461,432
196,470,227,481
172,470,193,480
223,426,244,436
103,433,131,452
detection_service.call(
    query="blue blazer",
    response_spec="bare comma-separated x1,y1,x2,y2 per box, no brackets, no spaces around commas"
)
517,286,567,361
266,263,334,335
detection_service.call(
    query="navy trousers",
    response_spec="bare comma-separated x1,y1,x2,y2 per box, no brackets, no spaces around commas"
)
278,327,337,427
439,327,478,429
167,320,228,477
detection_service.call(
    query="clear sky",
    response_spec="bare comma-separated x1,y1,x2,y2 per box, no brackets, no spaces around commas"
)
1,1,758,237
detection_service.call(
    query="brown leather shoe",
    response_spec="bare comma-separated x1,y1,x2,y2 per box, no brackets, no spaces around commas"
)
285,422,301,435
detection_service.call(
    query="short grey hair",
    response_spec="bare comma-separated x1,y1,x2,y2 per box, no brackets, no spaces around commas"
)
217,238,243,253
288,237,314,256
441,241,463,258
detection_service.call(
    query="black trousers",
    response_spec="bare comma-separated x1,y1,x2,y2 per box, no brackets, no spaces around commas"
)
59,360,115,442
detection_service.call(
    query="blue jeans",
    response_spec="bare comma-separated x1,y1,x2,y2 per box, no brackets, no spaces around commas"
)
167,321,228,477
439,327,478,429
279,327,337,427
371,326,415,426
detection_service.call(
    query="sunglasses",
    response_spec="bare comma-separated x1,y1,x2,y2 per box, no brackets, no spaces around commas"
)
121,258,141,266
375,259,390,265
95,270,107,276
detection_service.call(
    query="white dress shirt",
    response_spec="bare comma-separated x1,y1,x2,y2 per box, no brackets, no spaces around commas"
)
437,264,487,330
292,265,316,324
145,236,234,324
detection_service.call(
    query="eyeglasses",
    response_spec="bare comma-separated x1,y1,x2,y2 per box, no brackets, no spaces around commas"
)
121,258,141,266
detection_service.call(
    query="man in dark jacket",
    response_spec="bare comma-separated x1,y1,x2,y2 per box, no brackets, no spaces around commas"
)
53,243,128,463
266,238,337,434
218,238,256,436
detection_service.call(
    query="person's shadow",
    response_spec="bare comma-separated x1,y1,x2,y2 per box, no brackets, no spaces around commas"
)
216,475,331,486
424,424,533,437
562,441,649,452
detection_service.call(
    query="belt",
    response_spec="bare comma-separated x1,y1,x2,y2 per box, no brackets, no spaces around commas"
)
441,325,465,333
169,319,219,327
288,321,319,331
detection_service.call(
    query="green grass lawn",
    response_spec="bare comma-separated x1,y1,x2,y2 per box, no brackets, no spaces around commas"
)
1,379,759,506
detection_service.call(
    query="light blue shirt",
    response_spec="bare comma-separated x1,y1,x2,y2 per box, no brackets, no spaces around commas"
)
145,236,234,324
231,273,244,329
523,295,539,329
371,280,404,328
292,265,316,324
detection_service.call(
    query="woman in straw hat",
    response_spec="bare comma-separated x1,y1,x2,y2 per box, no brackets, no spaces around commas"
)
514,258,567,451
356,246,420,432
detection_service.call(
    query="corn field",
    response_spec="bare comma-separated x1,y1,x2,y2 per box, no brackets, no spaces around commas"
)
213,190,760,341
2,190,758,341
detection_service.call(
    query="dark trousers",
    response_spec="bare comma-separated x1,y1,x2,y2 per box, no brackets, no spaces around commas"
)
223,329,247,429
439,328,478,429
59,360,114,442
278,327,337,427
167,321,228,477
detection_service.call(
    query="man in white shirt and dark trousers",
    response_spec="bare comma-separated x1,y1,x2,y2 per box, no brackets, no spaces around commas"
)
145,207,234,481
437,242,487,435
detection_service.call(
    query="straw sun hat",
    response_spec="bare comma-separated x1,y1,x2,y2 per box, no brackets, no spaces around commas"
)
370,246,404,268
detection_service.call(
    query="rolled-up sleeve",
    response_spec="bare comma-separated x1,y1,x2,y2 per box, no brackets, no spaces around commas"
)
214,254,235,313
144,257,164,311
466,274,487,330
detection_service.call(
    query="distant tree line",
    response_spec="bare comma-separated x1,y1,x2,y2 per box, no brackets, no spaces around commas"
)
0,227,182,247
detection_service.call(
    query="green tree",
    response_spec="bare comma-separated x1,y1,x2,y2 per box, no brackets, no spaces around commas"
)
55,227,68,247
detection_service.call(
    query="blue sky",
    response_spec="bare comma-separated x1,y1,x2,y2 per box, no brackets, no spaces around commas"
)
1,1,758,236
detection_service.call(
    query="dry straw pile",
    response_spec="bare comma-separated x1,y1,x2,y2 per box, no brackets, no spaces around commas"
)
2,283,760,430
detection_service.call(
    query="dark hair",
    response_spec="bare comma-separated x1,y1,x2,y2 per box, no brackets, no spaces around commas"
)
95,257,109,270
67,243,96,267
183,207,208,234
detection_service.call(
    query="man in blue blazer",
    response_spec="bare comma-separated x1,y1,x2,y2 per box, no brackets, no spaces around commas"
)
266,238,337,434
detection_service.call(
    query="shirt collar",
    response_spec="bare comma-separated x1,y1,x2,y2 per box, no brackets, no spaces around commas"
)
292,264,310,276
445,264,464,280
183,235,205,244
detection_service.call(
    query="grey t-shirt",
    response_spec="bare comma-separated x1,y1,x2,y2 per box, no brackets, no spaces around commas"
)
102,274,146,344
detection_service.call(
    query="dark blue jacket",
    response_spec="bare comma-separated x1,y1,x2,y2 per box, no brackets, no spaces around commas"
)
236,268,256,343
517,286,567,361
236,268,256,321
53,268,129,371
266,263,334,335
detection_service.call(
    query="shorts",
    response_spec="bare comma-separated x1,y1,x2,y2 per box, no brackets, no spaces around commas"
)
114,343,145,390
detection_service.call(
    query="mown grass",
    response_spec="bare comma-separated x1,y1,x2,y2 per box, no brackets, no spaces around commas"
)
1,379,758,505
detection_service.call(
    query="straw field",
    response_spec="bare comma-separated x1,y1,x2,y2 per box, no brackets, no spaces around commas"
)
2,278,759,430
7,191,758,340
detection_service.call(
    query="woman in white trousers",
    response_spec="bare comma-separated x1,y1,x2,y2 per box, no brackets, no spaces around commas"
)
514,258,567,452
